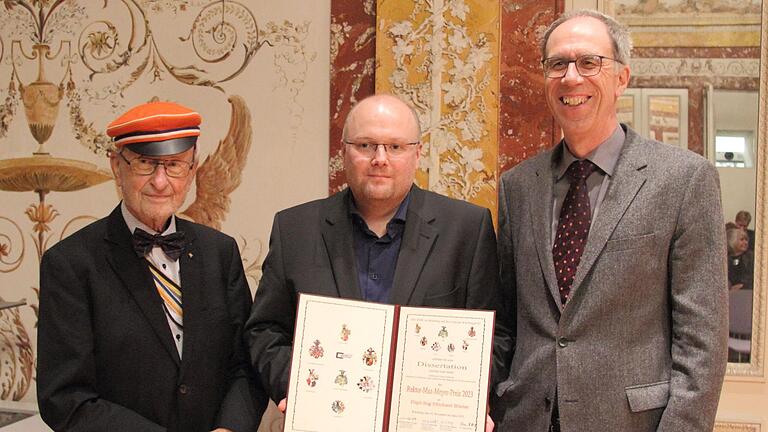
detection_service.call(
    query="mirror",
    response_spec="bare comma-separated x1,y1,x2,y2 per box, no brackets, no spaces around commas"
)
610,0,766,376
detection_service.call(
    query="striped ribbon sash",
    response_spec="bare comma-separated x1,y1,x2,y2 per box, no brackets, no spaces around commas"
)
148,263,183,328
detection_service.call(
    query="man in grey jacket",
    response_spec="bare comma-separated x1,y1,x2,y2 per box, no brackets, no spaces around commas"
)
492,10,727,432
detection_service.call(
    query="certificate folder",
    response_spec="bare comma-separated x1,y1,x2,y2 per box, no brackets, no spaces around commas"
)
284,293,494,432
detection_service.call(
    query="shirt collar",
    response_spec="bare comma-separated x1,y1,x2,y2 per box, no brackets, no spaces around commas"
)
120,201,177,236
555,125,625,181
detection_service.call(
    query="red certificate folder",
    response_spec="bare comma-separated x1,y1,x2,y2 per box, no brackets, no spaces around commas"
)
284,293,495,432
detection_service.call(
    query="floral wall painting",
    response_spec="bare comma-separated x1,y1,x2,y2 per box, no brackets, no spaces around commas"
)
376,0,499,213
0,0,330,407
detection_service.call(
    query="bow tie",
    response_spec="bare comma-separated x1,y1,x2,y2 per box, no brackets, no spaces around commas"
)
131,228,187,261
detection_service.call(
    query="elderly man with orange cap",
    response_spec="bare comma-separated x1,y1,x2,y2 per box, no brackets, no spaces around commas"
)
37,101,267,432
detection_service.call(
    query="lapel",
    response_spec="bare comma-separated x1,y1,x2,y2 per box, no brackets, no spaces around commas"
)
390,186,438,305
567,127,648,302
104,205,181,365
529,148,563,310
320,190,362,299
176,218,200,375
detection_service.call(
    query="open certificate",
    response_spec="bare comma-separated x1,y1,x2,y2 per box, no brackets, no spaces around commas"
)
284,293,495,432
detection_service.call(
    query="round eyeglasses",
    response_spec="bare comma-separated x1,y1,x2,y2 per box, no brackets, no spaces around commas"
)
118,152,194,178
343,141,420,157
541,54,623,79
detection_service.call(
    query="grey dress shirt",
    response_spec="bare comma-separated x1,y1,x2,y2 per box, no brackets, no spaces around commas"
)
551,125,625,245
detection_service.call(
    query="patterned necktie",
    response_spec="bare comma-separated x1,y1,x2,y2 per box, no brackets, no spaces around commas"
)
131,228,187,261
148,262,183,328
552,160,598,304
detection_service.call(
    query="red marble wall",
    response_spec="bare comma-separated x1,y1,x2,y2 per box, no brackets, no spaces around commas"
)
498,0,562,173
328,0,376,193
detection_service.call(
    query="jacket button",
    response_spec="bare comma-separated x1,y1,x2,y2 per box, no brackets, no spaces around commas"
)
179,384,189,395
557,337,568,348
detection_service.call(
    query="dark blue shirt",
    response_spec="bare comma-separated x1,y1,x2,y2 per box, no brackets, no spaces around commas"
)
349,193,410,303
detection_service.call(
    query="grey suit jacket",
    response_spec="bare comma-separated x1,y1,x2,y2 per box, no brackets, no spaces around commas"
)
493,125,728,432
245,185,508,402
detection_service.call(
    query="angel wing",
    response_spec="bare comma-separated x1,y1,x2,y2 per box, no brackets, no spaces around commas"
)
180,95,252,230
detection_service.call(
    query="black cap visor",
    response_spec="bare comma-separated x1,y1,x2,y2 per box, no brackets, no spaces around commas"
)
125,136,197,156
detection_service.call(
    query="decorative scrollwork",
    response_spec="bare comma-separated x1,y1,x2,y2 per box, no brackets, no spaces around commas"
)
25,200,58,258
42,1,86,44
0,217,24,274
0,306,34,401
74,0,273,94
186,1,259,64
79,21,119,64
260,20,315,134
65,77,113,156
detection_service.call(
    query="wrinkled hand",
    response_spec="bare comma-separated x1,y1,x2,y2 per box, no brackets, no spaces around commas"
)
278,398,287,413
486,414,494,432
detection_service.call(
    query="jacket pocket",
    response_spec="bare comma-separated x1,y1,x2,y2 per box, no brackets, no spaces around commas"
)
604,232,656,254
625,380,670,412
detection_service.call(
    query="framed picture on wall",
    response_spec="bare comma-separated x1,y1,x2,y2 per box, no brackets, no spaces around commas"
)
618,88,688,149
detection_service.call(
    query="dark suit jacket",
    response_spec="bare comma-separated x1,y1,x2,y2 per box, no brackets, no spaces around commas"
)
37,205,267,432
493,125,728,431
245,185,507,402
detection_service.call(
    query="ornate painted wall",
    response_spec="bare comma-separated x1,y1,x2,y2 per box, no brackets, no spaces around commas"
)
0,0,563,429
0,1,331,420
23,1,760,431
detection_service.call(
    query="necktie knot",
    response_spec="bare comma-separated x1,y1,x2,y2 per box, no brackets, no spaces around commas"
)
131,228,187,261
566,159,597,182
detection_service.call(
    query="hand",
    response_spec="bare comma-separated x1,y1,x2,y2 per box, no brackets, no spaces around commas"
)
730,283,744,291
485,414,494,432
278,398,287,413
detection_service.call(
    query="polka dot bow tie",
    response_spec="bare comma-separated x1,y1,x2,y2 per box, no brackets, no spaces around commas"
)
552,160,597,305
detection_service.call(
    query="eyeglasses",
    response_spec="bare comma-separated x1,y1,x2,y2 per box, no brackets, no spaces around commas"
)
343,141,420,157
118,152,194,178
541,54,623,79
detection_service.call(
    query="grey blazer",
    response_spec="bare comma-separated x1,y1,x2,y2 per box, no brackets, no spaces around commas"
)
493,125,728,431
246,185,508,403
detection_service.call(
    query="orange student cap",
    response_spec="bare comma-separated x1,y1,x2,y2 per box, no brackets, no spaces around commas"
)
106,101,202,156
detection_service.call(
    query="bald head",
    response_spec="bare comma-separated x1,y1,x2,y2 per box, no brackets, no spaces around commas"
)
341,94,423,218
342,94,421,143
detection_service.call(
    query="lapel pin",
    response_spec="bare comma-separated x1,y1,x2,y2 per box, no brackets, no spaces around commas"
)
188,252,194,259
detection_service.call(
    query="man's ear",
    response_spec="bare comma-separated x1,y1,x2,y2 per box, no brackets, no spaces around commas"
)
109,151,122,188
615,64,631,98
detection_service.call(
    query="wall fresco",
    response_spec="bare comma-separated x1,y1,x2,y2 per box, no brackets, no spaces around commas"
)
0,1,330,411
